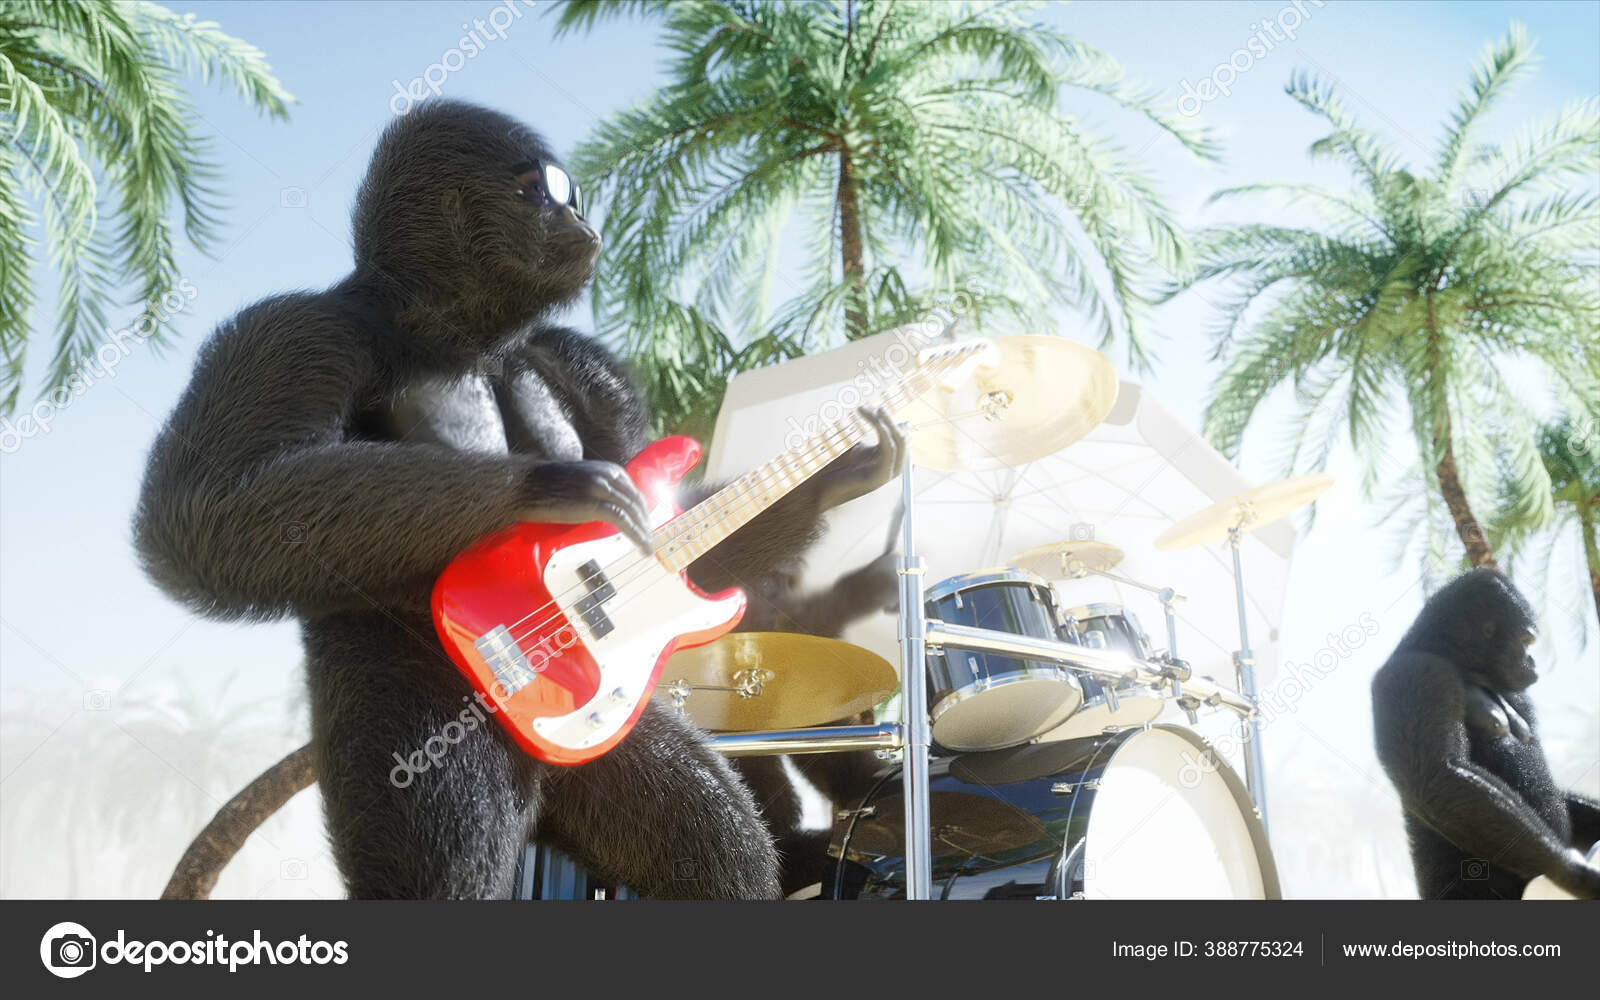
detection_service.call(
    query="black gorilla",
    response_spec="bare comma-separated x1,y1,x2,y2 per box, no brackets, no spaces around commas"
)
731,552,899,897
1371,568,1600,899
134,100,902,899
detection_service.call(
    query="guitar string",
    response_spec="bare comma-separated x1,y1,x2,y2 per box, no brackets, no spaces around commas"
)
487,357,958,682
476,351,971,685
498,411,865,651
488,349,964,647
489,354,960,666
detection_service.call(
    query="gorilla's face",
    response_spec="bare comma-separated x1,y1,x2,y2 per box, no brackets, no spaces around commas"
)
1479,618,1539,691
352,101,601,346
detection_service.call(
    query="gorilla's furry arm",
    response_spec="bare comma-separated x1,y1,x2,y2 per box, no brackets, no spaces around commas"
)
1569,793,1600,849
134,305,654,622
1371,653,1596,894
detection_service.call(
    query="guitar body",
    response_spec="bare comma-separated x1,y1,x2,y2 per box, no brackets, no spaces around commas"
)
431,436,746,765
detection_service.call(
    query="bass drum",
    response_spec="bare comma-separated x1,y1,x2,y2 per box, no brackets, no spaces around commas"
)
827,725,1278,900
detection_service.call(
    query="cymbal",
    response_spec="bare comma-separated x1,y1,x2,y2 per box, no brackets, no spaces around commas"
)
846,790,1045,861
657,633,898,732
1009,539,1125,579
891,335,1119,472
1155,474,1335,551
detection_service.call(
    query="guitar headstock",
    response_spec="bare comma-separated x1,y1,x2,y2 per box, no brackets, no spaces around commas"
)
915,339,997,393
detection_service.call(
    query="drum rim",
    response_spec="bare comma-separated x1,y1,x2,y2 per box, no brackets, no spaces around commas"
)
831,723,1282,899
930,666,1083,750
1066,724,1282,900
1060,601,1142,623
925,566,1052,603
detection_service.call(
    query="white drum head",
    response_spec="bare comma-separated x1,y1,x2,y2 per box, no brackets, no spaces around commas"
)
1080,727,1272,899
931,675,1081,752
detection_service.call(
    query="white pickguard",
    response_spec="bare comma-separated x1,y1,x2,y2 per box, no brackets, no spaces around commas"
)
531,526,742,753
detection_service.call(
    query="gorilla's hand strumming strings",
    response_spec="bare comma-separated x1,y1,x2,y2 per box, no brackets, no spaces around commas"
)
134,101,855,899
1371,568,1600,900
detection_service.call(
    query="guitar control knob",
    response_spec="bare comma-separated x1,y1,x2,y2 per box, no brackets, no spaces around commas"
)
610,687,627,703
587,712,604,728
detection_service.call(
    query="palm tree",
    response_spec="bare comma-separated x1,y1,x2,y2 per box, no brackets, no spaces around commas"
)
554,0,1213,433
1489,418,1600,627
0,0,292,414
1186,24,1598,570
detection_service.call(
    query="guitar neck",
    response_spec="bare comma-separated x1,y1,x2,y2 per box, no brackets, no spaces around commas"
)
651,342,981,572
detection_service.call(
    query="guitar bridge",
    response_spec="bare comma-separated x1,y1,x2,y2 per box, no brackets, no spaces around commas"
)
474,625,537,694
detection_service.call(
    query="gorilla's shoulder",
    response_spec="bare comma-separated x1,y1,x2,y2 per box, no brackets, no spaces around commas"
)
195,291,379,384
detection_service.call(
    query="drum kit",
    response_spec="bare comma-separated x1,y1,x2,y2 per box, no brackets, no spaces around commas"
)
532,332,1333,900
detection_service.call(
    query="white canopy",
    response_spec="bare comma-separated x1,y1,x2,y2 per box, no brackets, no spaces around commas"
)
705,330,1295,701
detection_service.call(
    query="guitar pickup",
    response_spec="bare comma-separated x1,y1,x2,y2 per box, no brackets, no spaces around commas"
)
474,625,536,694
572,559,616,639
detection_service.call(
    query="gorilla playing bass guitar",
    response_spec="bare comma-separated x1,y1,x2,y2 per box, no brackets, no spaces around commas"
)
135,101,906,899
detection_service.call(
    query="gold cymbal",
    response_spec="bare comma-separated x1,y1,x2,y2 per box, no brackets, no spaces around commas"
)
657,632,898,732
846,790,1046,862
1009,539,1126,579
1154,474,1335,551
892,335,1119,472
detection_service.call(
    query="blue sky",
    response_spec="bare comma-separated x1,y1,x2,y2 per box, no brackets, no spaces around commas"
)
2,1,1597,897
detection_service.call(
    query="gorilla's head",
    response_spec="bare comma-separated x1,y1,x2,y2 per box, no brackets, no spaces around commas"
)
352,100,600,349
1397,568,1539,691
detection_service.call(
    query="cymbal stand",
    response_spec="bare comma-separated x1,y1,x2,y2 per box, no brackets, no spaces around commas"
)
1227,522,1269,833
895,441,934,900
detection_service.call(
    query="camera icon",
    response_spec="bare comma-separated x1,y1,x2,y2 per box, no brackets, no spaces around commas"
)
280,187,307,208
1460,858,1490,881
280,858,309,880
82,689,112,711
1069,522,1095,542
40,921,96,978
672,858,698,882
281,521,308,544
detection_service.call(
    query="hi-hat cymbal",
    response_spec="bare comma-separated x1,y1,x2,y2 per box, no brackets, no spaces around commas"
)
1009,539,1125,579
657,633,898,732
892,335,1118,472
1155,474,1335,551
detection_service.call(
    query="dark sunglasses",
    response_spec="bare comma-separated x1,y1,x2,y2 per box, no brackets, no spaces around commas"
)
512,160,582,217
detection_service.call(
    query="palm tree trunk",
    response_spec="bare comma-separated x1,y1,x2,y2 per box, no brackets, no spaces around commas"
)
1433,433,1498,568
1578,496,1600,626
836,146,868,340
161,743,315,899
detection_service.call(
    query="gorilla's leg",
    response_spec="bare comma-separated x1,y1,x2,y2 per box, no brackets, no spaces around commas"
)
540,703,780,899
306,611,540,899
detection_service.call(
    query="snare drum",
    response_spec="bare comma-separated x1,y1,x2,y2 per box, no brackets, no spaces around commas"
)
923,570,1083,752
1038,602,1167,742
828,726,1279,900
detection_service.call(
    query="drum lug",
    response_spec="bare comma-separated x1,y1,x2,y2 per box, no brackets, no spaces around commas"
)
1051,779,1099,795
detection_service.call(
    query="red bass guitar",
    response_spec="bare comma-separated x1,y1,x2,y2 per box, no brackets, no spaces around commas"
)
432,341,986,764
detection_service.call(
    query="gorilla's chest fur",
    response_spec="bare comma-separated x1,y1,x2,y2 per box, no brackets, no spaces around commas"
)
1465,686,1569,835
368,369,585,462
